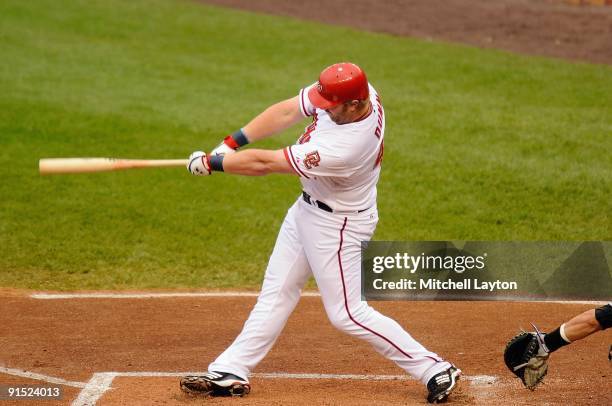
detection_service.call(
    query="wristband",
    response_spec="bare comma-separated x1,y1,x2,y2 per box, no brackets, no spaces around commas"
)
227,128,250,148
209,154,224,172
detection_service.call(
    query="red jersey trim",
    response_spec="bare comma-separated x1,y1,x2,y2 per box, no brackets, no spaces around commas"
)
299,88,311,117
286,146,310,179
283,147,301,177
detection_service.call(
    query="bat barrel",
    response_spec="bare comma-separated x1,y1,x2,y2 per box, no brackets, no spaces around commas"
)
39,158,188,175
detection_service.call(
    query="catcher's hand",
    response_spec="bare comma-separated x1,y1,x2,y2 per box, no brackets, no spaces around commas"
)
503,324,550,390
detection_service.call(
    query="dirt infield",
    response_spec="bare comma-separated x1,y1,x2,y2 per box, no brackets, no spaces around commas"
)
1,291,610,405
199,0,612,64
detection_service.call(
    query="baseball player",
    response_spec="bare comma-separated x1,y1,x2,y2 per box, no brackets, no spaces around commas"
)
504,302,612,389
180,62,460,403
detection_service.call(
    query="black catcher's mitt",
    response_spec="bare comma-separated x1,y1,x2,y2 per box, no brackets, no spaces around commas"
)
504,324,550,390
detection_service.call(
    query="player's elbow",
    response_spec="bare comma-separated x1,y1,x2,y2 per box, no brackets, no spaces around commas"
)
270,97,303,125
259,159,290,175
248,153,279,176
249,160,273,176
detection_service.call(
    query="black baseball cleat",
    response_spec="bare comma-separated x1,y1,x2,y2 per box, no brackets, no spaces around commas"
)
180,371,251,397
426,366,461,403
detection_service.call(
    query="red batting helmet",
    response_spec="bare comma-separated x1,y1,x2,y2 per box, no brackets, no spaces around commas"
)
308,62,369,110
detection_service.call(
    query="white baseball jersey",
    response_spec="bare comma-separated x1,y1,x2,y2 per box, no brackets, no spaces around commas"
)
283,84,385,212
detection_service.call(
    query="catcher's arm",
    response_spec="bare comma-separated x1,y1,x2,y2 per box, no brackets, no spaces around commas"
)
504,324,550,390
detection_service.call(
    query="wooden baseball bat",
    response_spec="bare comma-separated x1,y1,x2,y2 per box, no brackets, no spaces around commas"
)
39,158,188,175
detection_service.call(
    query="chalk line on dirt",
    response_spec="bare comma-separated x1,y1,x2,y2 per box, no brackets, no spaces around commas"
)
29,292,605,305
71,373,116,406
94,371,498,385
0,366,86,388
30,291,319,299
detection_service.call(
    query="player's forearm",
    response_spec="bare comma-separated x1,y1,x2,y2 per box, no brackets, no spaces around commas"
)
242,97,303,142
222,149,292,176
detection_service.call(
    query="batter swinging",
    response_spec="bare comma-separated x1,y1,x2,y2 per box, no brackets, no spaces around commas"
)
180,62,461,403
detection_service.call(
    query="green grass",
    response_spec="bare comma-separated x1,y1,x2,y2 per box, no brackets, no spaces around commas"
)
0,0,610,290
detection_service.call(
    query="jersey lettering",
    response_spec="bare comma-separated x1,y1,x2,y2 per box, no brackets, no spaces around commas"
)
374,95,384,139
298,113,318,144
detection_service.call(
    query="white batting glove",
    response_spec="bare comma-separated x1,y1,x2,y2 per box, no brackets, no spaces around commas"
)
211,140,237,156
187,151,211,176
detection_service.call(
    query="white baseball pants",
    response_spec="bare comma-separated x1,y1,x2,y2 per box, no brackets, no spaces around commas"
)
209,198,451,385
